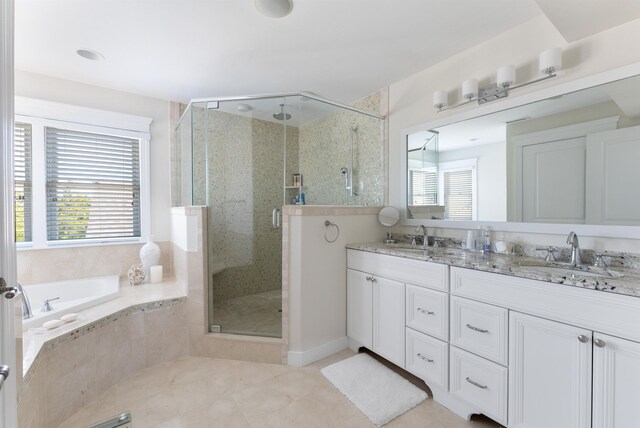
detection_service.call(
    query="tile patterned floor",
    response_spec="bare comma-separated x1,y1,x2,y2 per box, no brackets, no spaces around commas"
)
59,350,502,428
211,290,282,338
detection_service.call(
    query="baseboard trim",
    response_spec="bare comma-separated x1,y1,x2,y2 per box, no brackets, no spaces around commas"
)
287,336,348,367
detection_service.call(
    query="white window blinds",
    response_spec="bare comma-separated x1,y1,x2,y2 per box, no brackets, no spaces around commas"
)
45,127,141,241
443,169,473,221
14,122,32,242
410,167,438,205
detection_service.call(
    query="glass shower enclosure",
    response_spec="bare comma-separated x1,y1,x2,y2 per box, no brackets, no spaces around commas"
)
174,92,384,338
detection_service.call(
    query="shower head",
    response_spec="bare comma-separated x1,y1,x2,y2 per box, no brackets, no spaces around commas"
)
340,167,348,175
273,104,292,121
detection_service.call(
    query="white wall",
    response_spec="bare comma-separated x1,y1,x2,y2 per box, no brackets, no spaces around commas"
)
14,71,172,241
287,211,385,366
388,15,640,248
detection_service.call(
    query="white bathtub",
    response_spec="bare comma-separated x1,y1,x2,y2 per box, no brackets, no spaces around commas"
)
22,275,120,330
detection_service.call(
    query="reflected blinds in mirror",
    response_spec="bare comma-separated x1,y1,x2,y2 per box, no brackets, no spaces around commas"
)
45,127,141,241
410,167,438,205
444,170,472,220
14,122,32,242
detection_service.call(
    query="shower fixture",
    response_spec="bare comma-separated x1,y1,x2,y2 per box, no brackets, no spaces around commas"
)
273,104,292,121
340,167,348,175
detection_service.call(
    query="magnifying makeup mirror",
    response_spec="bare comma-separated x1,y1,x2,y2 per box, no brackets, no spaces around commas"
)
378,206,400,243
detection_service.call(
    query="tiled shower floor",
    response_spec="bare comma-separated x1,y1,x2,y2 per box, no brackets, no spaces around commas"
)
211,289,282,338
60,350,503,428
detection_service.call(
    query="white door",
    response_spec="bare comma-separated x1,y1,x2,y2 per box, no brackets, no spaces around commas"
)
521,137,586,224
0,0,18,424
586,126,640,225
592,332,640,428
509,312,591,428
372,276,405,367
346,269,372,351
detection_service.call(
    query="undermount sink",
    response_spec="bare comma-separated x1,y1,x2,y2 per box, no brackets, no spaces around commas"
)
517,261,624,279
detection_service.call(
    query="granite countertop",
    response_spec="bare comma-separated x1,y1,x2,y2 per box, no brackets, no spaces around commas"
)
347,242,640,298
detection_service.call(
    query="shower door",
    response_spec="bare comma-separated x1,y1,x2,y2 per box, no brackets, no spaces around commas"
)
193,97,293,338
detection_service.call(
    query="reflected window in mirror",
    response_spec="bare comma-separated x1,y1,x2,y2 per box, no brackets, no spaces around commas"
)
439,159,477,221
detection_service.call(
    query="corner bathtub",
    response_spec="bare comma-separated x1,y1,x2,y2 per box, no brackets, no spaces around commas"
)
22,275,120,330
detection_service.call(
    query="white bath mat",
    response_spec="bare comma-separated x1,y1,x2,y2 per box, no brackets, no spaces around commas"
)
321,353,428,426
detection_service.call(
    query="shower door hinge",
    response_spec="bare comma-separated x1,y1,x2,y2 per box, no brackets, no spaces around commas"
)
210,324,221,333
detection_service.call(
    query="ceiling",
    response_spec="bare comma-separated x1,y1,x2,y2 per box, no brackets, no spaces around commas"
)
15,0,544,104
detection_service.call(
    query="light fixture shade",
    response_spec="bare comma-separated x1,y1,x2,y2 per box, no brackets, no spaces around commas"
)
539,48,562,75
254,0,293,18
497,65,516,88
433,90,448,109
462,79,479,100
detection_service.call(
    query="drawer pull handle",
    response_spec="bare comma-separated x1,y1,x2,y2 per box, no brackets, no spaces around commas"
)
416,353,434,363
466,324,489,333
465,377,488,389
417,308,435,315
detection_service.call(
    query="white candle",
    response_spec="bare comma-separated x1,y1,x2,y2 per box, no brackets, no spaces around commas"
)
150,265,163,283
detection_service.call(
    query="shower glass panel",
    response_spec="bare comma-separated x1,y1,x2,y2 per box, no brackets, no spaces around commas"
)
173,92,384,338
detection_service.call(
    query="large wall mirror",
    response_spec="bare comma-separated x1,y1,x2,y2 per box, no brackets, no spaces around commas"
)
404,71,640,234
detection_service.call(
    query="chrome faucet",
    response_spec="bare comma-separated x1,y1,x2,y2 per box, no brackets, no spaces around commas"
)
416,225,429,249
566,231,582,267
16,282,33,320
41,297,60,313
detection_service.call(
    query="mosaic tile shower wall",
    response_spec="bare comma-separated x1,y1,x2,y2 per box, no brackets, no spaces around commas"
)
191,107,298,303
298,91,384,206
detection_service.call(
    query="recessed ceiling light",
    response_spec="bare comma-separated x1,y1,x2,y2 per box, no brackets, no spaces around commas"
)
76,49,105,61
469,138,479,142
254,0,293,18
237,104,253,112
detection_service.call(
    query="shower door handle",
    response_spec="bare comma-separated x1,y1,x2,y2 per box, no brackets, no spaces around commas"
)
272,208,281,229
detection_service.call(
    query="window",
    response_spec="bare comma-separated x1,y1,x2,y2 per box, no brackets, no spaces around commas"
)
409,167,438,205
45,127,141,241
438,159,477,221
15,96,151,248
14,122,32,242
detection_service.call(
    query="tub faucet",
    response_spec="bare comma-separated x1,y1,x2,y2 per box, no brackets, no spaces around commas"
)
416,225,429,249
16,282,32,320
41,297,60,313
566,231,582,267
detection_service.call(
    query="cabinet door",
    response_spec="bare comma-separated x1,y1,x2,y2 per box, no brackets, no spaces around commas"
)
593,332,640,428
373,276,405,367
509,312,592,428
347,269,372,350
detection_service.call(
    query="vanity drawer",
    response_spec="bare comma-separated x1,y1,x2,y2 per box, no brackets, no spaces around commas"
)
406,328,448,391
450,346,508,426
347,249,448,291
450,296,508,365
406,285,448,340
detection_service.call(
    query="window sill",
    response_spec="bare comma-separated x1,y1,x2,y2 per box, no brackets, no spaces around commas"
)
16,237,144,251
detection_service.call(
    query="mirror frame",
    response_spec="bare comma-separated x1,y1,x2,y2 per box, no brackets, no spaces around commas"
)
399,62,640,239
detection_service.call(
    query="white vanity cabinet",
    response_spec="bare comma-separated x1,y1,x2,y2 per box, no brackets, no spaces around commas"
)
372,275,405,366
346,269,373,350
346,249,448,369
509,312,592,428
452,266,640,428
592,333,640,428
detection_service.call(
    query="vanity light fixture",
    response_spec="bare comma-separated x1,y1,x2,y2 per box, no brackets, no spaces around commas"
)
434,48,562,112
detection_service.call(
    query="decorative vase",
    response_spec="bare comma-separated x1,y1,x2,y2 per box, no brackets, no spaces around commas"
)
140,234,161,281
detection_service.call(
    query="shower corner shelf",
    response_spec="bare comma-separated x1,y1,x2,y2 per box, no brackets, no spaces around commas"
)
285,185,305,205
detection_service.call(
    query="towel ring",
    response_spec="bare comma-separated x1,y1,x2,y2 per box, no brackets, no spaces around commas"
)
324,220,340,243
